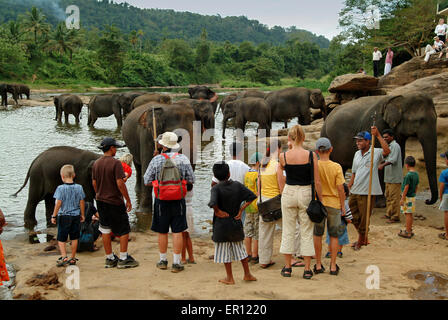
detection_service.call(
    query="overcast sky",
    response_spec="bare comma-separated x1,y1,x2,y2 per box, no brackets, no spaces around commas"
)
113,0,345,40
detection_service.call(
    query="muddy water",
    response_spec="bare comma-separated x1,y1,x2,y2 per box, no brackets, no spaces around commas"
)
407,270,448,300
0,93,292,241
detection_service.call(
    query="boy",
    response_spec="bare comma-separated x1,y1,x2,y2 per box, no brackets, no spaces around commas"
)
439,152,448,240
244,152,262,264
398,156,419,239
51,165,85,266
313,137,346,276
208,161,257,285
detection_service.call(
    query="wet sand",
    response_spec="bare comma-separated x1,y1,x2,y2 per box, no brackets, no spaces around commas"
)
3,198,448,300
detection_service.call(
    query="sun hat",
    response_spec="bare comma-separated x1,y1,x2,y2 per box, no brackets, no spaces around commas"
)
158,132,180,150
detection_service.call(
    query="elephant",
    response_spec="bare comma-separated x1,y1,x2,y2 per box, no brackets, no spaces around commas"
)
219,90,266,114
0,83,19,106
177,98,215,131
14,84,30,100
122,103,195,212
265,87,326,127
188,86,219,114
11,146,101,229
87,93,135,127
53,94,83,124
222,97,271,139
119,92,146,117
130,93,172,110
320,92,438,205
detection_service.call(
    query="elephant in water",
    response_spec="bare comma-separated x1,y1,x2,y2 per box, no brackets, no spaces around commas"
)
87,93,137,127
265,87,326,127
14,84,30,100
221,97,271,138
321,92,438,205
122,103,195,212
177,98,215,130
0,83,19,106
188,86,219,114
12,146,101,229
53,94,84,124
119,92,146,117
130,93,172,110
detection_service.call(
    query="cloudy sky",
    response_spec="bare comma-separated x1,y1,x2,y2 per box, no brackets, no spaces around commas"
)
113,0,346,40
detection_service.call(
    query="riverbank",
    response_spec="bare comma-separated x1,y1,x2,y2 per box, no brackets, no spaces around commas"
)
3,198,448,300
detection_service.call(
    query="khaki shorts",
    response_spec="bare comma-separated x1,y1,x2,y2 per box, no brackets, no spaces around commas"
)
314,206,344,238
244,212,259,240
401,197,416,214
440,194,448,211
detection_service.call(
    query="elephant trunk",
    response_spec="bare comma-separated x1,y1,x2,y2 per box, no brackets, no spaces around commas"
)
418,129,438,205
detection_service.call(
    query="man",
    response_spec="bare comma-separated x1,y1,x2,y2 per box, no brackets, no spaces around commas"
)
435,18,448,43
379,129,403,223
348,127,390,250
425,36,444,63
211,141,250,187
372,47,382,78
92,137,139,269
144,132,195,273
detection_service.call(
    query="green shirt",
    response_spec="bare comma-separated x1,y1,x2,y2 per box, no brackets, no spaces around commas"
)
402,171,419,197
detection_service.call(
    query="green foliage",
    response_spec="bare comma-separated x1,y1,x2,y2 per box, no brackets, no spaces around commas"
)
0,37,29,78
97,25,126,83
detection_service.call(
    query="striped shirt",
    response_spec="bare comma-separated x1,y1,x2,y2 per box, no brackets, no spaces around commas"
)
143,153,195,185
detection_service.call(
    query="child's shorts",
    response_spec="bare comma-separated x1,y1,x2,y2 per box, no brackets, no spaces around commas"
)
57,215,81,242
440,194,448,211
325,220,349,246
243,212,259,240
214,241,248,263
401,197,416,214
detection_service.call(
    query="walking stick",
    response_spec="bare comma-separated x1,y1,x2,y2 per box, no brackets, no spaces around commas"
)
365,112,377,246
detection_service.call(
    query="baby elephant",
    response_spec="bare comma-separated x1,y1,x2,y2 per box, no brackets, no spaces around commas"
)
54,94,84,124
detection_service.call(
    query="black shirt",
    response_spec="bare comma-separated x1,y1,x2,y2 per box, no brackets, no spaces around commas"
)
284,151,312,186
208,180,257,243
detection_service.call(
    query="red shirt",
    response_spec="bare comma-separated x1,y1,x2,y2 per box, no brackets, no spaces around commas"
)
122,162,132,179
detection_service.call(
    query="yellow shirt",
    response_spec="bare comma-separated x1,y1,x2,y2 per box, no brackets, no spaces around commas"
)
260,159,280,198
244,170,258,213
318,160,345,209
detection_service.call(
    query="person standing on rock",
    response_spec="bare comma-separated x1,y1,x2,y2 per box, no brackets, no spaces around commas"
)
372,47,382,78
435,19,448,43
384,48,394,75
347,128,390,250
379,129,403,224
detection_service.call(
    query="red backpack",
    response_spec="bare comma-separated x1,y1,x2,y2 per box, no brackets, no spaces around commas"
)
152,153,187,200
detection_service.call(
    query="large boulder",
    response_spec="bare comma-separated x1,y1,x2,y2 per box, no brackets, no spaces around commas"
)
328,73,379,93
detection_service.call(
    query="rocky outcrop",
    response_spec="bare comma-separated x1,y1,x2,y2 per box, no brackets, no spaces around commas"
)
329,73,379,93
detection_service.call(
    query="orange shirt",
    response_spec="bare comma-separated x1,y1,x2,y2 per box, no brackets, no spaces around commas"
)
0,240,9,285
318,160,345,209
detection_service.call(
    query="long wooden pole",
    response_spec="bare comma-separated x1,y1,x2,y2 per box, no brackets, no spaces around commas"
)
152,107,158,153
365,133,375,246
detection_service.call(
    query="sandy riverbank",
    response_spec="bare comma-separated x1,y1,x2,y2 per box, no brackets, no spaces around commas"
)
3,198,448,300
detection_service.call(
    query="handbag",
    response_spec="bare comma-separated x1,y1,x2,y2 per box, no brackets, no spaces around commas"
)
257,164,282,223
306,151,328,223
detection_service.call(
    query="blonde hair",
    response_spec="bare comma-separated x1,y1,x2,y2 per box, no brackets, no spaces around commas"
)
288,125,305,145
60,164,75,179
120,153,133,166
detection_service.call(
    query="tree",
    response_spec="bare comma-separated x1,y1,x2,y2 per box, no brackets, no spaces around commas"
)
23,6,50,46
46,23,80,62
97,25,126,83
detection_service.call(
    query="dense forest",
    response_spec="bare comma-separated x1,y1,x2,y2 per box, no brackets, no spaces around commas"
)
0,0,442,89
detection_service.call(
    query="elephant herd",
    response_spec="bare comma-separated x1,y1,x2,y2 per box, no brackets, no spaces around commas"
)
1,83,30,106
10,84,439,230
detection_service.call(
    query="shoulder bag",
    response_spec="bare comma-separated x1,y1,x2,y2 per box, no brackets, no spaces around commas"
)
306,151,328,223
257,160,282,223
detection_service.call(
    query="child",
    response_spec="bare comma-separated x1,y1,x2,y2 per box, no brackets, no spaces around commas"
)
244,152,262,264
208,161,257,285
325,184,353,258
120,154,133,183
0,208,10,286
398,156,419,239
51,165,85,266
439,152,448,240
181,184,196,265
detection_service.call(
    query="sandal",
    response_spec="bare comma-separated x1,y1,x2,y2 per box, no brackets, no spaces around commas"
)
260,261,276,269
250,257,259,264
398,230,414,239
330,264,340,276
291,260,305,267
303,270,313,280
438,233,448,240
313,264,325,274
386,219,400,224
352,242,362,251
69,258,78,265
337,252,343,258
186,259,197,264
281,266,292,277
57,256,69,267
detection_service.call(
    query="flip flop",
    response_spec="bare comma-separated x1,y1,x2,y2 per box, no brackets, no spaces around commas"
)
291,261,305,267
438,233,448,240
381,215,391,219
398,230,414,239
260,261,276,269
386,219,400,224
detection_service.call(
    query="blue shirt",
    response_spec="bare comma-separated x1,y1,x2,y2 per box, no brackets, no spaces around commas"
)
54,183,85,216
439,169,448,195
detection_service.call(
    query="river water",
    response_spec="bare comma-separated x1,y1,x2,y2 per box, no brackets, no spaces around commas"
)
0,90,293,242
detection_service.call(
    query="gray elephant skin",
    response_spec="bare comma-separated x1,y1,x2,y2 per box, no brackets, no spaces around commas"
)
88,93,136,127
131,93,172,110
188,86,219,114
265,87,325,127
122,103,195,211
119,92,147,117
0,83,19,106
177,98,215,130
222,97,271,139
321,92,438,205
219,90,265,114
14,84,30,100
12,146,101,229
53,94,83,124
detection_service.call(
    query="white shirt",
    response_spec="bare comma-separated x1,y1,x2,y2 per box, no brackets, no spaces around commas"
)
373,51,382,61
435,40,444,50
351,148,384,195
435,24,448,35
212,159,250,184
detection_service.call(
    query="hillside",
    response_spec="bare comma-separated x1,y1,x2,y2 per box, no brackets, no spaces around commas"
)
0,0,330,48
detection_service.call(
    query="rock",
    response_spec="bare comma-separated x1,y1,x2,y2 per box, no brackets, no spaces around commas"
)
379,55,448,89
329,74,379,93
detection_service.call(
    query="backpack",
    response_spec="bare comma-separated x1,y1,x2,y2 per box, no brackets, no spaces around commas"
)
152,153,187,201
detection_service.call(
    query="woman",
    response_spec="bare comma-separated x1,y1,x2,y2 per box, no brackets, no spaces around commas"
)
258,139,285,269
278,125,322,279
384,48,393,75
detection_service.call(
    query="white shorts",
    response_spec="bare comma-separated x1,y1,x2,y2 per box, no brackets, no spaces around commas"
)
214,241,247,263
440,194,448,211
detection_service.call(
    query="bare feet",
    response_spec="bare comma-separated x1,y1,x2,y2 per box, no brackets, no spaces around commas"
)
243,274,257,281
181,260,187,265
219,278,235,285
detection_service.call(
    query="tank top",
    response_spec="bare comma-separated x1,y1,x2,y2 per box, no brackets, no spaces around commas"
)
284,151,312,186
260,159,281,198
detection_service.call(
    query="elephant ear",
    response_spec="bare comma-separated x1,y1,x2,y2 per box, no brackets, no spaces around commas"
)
188,88,195,98
381,95,404,128
207,88,215,99
309,90,323,109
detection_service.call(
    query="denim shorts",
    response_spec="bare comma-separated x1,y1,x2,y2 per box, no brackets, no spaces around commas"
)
314,206,344,238
57,215,81,242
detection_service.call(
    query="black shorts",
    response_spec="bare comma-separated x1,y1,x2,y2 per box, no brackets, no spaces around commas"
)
151,198,187,234
57,215,81,242
97,200,131,236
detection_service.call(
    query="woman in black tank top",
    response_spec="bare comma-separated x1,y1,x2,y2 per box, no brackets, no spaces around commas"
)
278,125,322,279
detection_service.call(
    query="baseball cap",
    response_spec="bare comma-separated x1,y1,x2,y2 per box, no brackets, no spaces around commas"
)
441,151,448,158
354,131,372,141
98,137,125,150
249,152,263,164
316,137,332,151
